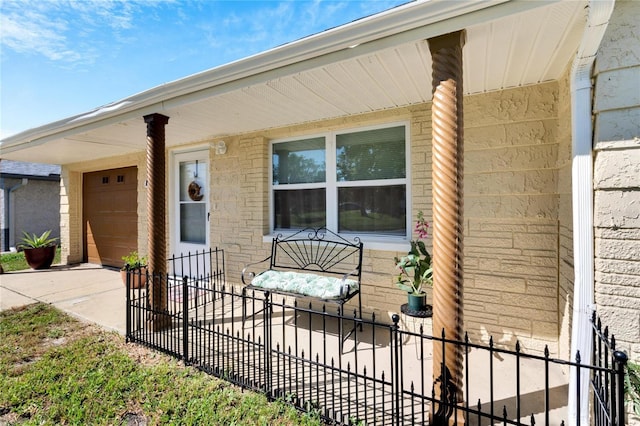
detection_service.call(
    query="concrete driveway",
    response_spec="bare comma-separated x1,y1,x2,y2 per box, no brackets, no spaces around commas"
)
0,264,126,334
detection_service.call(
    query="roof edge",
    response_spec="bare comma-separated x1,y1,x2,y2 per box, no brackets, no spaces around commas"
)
2,0,554,152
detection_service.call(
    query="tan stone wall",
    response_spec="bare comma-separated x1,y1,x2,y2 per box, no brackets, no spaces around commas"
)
594,144,640,349
594,0,640,144
208,135,270,279
593,1,640,421
207,84,564,354
60,168,82,264
556,65,574,360
205,109,417,319
60,84,566,355
594,142,640,424
593,0,640,366
463,82,562,354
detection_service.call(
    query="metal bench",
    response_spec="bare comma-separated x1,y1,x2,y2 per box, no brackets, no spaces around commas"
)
241,228,363,352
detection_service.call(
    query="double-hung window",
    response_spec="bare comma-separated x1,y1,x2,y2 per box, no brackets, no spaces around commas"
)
271,123,408,240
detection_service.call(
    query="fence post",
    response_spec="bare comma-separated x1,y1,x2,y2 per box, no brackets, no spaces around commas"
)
264,291,272,396
613,350,628,426
575,351,581,426
125,269,131,342
183,275,189,365
391,314,400,426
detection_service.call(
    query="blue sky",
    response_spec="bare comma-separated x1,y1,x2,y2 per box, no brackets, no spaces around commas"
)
0,0,408,139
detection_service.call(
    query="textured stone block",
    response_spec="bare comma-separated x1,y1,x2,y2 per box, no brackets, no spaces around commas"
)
595,0,640,72
466,194,558,219
475,274,527,293
595,108,640,142
513,232,557,251
466,145,559,174
596,282,640,299
595,67,640,111
596,258,640,275
532,321,559,338
596,238,640,261
465,83,558,126
594,146,640,189
595,227,640,240
595,306,640,343
498,316,532,331
501,293,558,312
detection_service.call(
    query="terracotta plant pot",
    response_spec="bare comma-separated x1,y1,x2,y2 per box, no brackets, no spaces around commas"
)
23,245,57,270
121,267,148,289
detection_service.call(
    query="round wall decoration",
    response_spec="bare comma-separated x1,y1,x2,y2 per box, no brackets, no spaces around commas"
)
188,180,204,201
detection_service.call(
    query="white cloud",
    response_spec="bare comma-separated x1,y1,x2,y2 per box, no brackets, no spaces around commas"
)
0,0,151,67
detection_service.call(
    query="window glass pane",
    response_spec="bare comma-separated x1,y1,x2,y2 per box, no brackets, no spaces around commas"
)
274,189,326,229
336,126,405,181
180,204,206,244
273,137,326,184
338,185,406,235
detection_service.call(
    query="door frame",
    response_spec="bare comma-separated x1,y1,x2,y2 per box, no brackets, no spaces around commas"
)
82,166,138,267
169,147,211,260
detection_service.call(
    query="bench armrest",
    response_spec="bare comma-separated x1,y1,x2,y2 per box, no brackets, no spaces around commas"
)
241,256,272,285
342,267,360,281
340,267,361,297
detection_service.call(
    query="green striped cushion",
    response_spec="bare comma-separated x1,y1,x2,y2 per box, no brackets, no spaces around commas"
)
250,270,358,300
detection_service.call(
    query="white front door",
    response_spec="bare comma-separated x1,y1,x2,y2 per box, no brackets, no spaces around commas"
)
171,150,210,276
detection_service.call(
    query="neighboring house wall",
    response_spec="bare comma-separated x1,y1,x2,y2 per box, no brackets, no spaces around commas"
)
0,160,61,251
593,0,640,378
11,179,60,245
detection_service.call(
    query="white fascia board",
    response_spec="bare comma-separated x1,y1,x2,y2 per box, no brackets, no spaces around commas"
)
0,0,556,154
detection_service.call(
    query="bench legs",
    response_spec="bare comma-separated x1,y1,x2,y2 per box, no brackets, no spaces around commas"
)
338,299,363,354
243,289,362,355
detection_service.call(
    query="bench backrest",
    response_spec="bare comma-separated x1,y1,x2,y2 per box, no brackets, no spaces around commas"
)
270,228,363,281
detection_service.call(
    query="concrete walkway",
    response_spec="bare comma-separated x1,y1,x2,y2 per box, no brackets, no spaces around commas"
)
0,264,126,334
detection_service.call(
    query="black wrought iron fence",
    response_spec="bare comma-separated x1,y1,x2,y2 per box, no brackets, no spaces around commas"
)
125,250,628,425
590,313,628,426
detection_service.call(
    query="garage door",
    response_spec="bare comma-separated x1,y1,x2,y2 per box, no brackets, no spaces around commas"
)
83,167,138,268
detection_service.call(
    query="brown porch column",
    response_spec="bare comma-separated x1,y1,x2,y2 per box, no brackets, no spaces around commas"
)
144,113,171,331
428,30,465,425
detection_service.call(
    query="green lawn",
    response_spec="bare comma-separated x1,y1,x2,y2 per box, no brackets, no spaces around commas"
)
0,248,62,272
0,304,323,425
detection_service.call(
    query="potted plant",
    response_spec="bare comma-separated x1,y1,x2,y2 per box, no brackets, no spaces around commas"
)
394,211,433,311
19,230,58,270
121,251,148,289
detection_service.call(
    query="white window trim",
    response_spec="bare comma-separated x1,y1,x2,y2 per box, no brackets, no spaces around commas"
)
268,121,412,248
169,148,211,258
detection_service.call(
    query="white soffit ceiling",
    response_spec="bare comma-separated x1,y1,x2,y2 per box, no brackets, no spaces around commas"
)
1,0,587,164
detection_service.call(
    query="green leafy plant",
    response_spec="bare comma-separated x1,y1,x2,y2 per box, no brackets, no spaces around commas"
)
626,360,640,416
121,251,147,270
18,230,57,249
394,211,432,295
